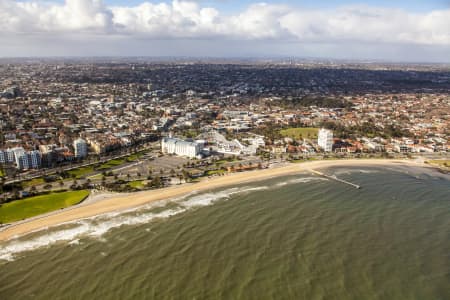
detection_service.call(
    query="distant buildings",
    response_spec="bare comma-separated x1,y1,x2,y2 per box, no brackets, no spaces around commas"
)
0,62,448,179
161,137,201,158
318,128,333,152
0,149,15,164
28,150,41,169
74,138,88,158
12,147,28,169
4,147,42,170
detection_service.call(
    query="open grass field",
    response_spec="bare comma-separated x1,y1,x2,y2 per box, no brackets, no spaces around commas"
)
98,158,126,170
0,190,89,224
67,166,94,179
97,151,147,170
427,160,450,168
128,180,145,189
280,127,319,140
206,169,226,176
215,157,241,165
22,177,46,188
126,152,145,162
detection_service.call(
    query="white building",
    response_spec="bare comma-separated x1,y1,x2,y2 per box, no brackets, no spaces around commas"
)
28,150,41,169
161,137,201,158
0,148,15,164
12,147,28,169
74,138,88,158
9,147,42,169
318,128,333,152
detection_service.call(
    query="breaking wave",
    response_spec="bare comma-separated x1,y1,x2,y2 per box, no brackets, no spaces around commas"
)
0,185,271,261
275,177,328,187
332,168,380,176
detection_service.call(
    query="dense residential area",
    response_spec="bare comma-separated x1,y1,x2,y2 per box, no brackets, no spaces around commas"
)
0,60,449,206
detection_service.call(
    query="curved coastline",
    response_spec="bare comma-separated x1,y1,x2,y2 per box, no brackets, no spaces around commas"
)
0,159,431,241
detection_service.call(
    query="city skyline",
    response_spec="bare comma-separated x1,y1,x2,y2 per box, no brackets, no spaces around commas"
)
1,0,449,62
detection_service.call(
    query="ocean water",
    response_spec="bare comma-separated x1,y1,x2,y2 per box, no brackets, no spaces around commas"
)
0,166,449,300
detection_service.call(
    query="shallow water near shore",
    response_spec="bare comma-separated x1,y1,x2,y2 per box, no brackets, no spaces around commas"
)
0,166,449,299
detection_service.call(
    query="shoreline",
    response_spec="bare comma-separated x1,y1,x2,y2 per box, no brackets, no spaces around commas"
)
0,159,431,242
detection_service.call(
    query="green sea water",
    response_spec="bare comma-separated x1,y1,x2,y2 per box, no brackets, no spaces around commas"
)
0,165,449,300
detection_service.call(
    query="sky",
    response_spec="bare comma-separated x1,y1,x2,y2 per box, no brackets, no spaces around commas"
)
1,0,450,62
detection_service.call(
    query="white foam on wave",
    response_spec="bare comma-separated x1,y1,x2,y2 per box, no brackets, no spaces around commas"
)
275,177,328,187
0,223,91,261
84,208,185,238
333,168,379,176
178,186,268,208
0,185,270,261
68,239,80,246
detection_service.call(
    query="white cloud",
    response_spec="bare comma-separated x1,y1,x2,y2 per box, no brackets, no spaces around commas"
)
0,0,449,59
0,0,113,33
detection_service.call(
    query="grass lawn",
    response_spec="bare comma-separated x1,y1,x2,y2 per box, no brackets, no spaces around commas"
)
98,151,147,170
67,166,94,179
280,127,319,140
206,169,226,176
427,160,450,168
215,157,241,165
128,180,145,189
98,158,126,170
0,190,89,224
0,169,4,177
126,152,145,162
22,177,46,188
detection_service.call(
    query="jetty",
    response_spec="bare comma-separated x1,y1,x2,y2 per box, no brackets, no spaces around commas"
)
310,169,361,189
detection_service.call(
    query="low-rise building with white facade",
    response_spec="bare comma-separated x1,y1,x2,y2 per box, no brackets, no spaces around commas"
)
161,137,201,158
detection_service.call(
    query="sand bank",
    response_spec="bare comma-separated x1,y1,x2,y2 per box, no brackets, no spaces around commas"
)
0,159,425,241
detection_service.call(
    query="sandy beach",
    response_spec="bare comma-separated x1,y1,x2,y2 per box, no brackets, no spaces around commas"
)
0,159,427,241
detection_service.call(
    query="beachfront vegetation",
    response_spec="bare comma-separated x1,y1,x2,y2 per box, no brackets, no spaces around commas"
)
206,169,226,176
0,190,89,224
128,180,145,189
426,160,450,168
126,151,145,162
22,177,46,188
67,166,95,179
214,156,241,165
98,158,126,170
280,127,319,140
97,152,144,170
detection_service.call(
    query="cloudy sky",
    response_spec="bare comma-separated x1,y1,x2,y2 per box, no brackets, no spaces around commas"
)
1,0,450,62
